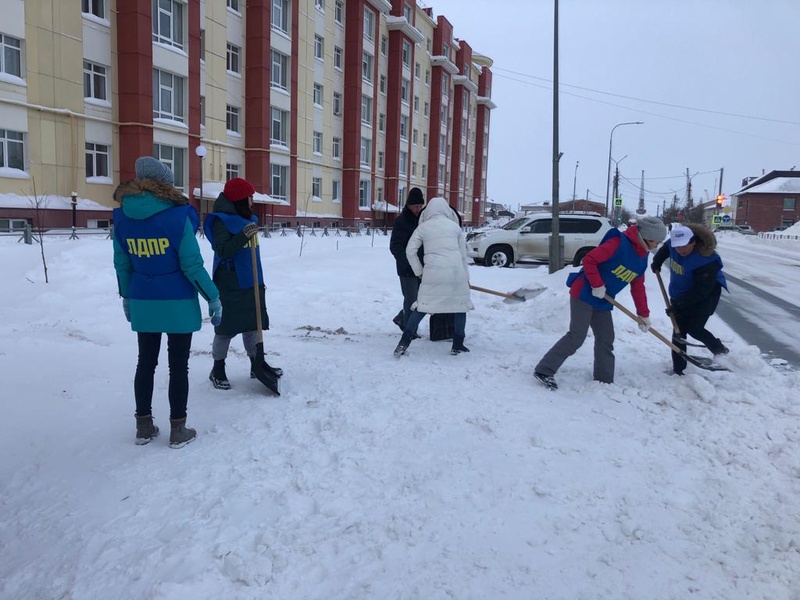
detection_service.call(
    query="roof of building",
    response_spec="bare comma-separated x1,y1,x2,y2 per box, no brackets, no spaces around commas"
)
735,177,800,196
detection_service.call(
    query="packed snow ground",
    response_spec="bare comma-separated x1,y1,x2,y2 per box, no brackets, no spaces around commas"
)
1,230,799,599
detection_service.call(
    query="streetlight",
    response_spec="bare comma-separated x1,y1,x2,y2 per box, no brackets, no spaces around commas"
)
604,121,643,217
571,161,579,203
69,191,78,240
195,145,207,231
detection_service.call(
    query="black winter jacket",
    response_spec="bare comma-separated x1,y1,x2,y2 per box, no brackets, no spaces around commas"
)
390,205,421,277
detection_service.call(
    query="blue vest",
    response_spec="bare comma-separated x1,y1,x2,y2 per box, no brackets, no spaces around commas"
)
668,244,727,298
113,205,198,301
203,212,263,288
568,229,647,310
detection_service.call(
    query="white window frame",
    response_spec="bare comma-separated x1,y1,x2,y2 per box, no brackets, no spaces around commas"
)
332,137,341,160
83,60,107,101
364,8,375,42
271,50,289,90
332,179,341,203
362,51,373,84
313,82,324,107
152,0,184,49
226,163,240,179
0,130,25,170
361,95,373,126
333,91,342,116
272,0,289,34
334,0,344,24
226,43,241,74
315,0,325,11
359,180,371,209
314,35,324,61
82,0,106,19
271,107,288,146
85,142,109,178
313,131,323,155
360,137,371,166
400,114,408,140
226,105,240,134
312,176,322,198
402,40,411,67
153,68,185,123
333,46,343,70
0,34,22,78
271,163,288,200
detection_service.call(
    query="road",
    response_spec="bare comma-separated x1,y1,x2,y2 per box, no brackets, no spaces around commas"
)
715,234,800,369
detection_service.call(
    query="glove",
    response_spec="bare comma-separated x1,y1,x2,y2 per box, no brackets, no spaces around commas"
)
243,223,259,238
209,299,223,326
638,316,651,332
122,298,131,323
665,307,674,317
591,285,606,299
651,263,661,274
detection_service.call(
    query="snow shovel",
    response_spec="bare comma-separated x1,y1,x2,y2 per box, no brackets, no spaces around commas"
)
654,270,704,348
250,241,280,395
604,294,729,372
469,284,544,304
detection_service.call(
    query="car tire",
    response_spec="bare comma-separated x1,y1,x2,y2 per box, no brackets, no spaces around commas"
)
485,245,512,268
572,247,593,267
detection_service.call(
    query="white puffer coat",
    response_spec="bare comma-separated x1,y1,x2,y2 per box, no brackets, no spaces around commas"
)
406,197,474,314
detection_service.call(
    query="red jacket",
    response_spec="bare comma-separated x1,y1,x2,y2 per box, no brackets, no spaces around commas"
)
569,225,650,317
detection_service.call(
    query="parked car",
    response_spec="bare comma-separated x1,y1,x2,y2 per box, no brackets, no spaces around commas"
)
713,224,757,235
467,213,612,267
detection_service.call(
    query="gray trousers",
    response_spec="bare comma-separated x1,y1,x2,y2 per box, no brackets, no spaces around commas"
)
212,331,259,361
535,296,616,383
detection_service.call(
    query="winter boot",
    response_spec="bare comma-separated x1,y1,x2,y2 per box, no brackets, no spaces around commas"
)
393,333,414,358
209,359,231,390
135,414,160,445
169,418,196,449
450,335,470,355
250,355,283,379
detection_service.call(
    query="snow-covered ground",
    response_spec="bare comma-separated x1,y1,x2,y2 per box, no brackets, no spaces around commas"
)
1,229,799,599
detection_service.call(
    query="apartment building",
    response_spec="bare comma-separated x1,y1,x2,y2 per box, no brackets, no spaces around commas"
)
0,0,494,230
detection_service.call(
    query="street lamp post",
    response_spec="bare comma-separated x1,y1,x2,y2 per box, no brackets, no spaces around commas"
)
604,121,643,217
195,145,207,233
571,161,579,203
69,192,78,240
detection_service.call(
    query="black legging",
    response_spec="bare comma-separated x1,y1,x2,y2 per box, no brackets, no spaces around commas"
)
134,332,192,420
672,311,723,374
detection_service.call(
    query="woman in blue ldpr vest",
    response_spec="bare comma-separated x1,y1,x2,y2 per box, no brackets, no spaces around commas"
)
203,178,282,390
113,157,221,448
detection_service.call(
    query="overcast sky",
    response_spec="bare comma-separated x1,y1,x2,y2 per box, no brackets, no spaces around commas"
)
427,0,800,215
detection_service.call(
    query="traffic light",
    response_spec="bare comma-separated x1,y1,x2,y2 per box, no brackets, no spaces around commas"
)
716,194,725,207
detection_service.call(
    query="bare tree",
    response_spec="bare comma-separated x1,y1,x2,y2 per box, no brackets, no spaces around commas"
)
27,179,49,283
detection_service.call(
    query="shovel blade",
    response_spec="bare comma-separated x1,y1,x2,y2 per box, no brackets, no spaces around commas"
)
501,286,546,304
252,342,281,396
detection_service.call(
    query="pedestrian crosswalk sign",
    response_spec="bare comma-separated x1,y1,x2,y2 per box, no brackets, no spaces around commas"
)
614,197,623,207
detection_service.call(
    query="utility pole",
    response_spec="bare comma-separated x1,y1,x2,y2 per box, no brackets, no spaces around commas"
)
718,167,724,197
572,160,579,203
686,168,693,209
549,0,562,273
585,188,590,213
612,164,621,225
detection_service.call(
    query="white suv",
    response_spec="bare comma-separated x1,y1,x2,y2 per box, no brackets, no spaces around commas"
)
466,213,612,267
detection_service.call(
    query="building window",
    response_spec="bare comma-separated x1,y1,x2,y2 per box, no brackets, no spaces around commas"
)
152,0,184,49
312,176,322,198
333,91,342,116
421,164,427,179
200,29,206,61
415,62,420,80
360,137,371,166
362,52,373,84
378,151,384,170
313,82,324,106
313,131,323,155
403,2,413,21
271,163,287,199
381,35,387,56
0,34,21,78
1,130,25,170
423,132,428,147
361,95,372,125
153,69,185,122
379,74,386,94
442,73,450,98
200,95,206,126
412,128,418,145
85,142,109,178
272,0,289,34
413,96,419,113
400,114,408,140
399,150,407,175
226,105,240,133
271,50,289,90
402,40,411,67
359,180,371,209
401,78,409,104
425,69,430,85
335,0,344,23
226,163,240,179
82,0,105,19
227,0,240,11
314,35,324,61
364,8,375,42
154,144,185,190
424,101,429,117
271,107,288,145
333,46,343,70
784,197,797,211
378,113,385,132
83,61,107,101
332,179,340,202
332,137,341,159
226,43,241,74
315,0,325,11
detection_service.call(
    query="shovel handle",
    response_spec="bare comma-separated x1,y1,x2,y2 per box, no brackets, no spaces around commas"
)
654,270,681,335
250,239,263,344
469,284,515,300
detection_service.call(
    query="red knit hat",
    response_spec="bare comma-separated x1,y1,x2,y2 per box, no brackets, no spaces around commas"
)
223,178,256,202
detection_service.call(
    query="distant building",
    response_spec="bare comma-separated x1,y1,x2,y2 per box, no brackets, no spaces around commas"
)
519,199,604,215
731,170,800,232
0,0,495,230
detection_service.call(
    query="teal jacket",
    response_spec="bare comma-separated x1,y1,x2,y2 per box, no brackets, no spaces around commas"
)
113,179,219,333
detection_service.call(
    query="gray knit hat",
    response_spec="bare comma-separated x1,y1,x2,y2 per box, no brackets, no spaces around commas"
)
135,156,174,185
636,216,667,242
